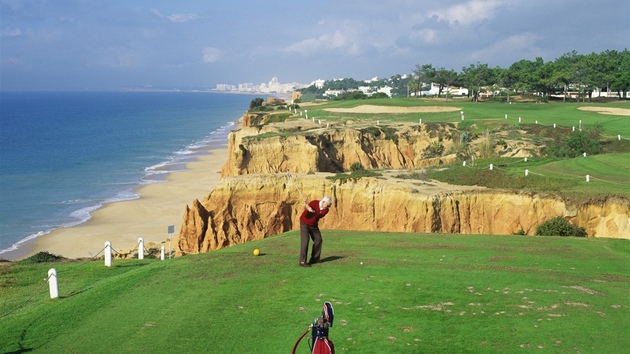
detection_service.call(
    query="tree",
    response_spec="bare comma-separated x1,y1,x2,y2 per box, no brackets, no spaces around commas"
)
433,68,458,101
551,51,581,102
460,62,491,102
249,97,264,110
508,58,543,96
611,49,630,99
412,64,436,97
535,216,587,237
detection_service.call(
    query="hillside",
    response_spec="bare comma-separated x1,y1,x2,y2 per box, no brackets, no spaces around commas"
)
1,232,628,353
175,99,630,255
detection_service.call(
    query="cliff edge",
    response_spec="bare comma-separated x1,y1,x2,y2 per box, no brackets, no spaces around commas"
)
175,112,629,255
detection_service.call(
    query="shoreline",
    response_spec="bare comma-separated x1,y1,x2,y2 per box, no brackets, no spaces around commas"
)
1,147,230,261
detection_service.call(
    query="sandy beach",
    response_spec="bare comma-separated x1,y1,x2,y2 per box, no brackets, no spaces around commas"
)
3,148,228,260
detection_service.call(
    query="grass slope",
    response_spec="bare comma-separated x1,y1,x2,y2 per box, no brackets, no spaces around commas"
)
2,231,628,353
427,153,630,199
304,99,630,138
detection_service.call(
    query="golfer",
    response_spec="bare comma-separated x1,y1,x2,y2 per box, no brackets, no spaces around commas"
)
299,196,334,267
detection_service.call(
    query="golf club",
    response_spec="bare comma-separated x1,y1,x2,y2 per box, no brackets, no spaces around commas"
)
286,171,307,203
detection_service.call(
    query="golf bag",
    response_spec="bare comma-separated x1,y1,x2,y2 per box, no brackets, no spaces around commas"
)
291,302,335,354
309,302,335,354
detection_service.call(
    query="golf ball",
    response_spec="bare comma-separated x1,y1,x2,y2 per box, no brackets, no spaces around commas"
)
360,262,363,265
253,249,260,256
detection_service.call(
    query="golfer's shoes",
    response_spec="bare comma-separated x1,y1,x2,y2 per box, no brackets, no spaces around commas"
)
299,262,311,267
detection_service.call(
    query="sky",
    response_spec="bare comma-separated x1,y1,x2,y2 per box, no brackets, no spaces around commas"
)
1,0,628,91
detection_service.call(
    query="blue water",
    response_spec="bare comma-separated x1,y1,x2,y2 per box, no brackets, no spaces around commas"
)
0,91,256,256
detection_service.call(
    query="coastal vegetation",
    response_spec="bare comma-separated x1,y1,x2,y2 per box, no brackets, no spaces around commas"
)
3,50,628,353
299,49,630,101
1,232,627,353
244,97,630,200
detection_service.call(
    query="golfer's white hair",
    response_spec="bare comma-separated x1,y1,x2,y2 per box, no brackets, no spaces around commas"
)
322,196,334,204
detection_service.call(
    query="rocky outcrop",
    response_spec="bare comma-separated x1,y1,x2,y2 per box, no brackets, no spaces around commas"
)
175,114,629,256
221,123,459,177
176,174,630,255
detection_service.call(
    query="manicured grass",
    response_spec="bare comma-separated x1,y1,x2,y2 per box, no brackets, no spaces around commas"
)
427,153,630,199
301,98,630,138
2,231,628,353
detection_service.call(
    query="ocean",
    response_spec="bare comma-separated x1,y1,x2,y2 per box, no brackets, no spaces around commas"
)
0,91,257,256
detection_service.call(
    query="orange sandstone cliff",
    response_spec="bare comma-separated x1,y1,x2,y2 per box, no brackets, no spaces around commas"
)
175,117,629,255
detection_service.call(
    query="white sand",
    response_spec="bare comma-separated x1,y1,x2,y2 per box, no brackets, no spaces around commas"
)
577,106,630,116
4,149,227,260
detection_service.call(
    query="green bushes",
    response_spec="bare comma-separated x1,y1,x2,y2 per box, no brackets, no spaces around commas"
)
20,251,65,263
535,216,587,237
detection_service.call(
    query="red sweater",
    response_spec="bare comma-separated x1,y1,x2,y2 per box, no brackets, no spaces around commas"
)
299,200,329,227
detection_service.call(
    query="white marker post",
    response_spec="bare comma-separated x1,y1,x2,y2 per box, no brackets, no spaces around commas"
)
138,238,144,260
168,225,174,260
463,161,466,166
305,110,308,119
505,114,507,119
489,164,494,170
48,269,58,299
524,157,528,162
525,169,529,176
586,175,590,182
519,117,521,123
104,241,112,267
161,246,165,261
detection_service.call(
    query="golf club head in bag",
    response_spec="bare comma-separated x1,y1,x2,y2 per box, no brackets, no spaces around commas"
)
310,302,335,354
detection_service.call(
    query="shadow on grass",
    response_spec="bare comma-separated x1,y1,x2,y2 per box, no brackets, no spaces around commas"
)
319,256,345,264
60,287,91,299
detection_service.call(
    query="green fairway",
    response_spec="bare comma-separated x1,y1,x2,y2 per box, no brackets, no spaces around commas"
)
536,152,630,182
302,98,630,137
2,231,628,353
428,153,630,199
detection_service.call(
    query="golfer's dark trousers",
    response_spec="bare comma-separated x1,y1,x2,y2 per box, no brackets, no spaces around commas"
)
300,221,322,264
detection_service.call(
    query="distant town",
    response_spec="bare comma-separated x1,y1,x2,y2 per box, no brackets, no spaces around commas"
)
213,77,309,95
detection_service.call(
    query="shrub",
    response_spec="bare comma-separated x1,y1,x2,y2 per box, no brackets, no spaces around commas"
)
21,251,66,264
249,98,264,110
535,216,587,237
350,162,365,172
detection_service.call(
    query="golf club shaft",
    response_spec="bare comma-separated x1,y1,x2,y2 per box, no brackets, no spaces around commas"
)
287,172,307,203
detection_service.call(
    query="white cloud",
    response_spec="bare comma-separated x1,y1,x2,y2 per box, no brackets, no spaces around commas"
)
428,0,504,26
284,30,363,56
167,13,200,23
1,28,22,37
408,28,438,44
202,47,221,63
469,32,543,62
150,9,200,23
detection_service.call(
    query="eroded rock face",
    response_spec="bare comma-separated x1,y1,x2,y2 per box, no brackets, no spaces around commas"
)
220,123,459,177
177,115,628,256
176,174,630,255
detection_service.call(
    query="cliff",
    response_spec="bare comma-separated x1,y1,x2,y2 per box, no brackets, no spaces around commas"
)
220,122,460,177
176,173,629,255
175,113,629,255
